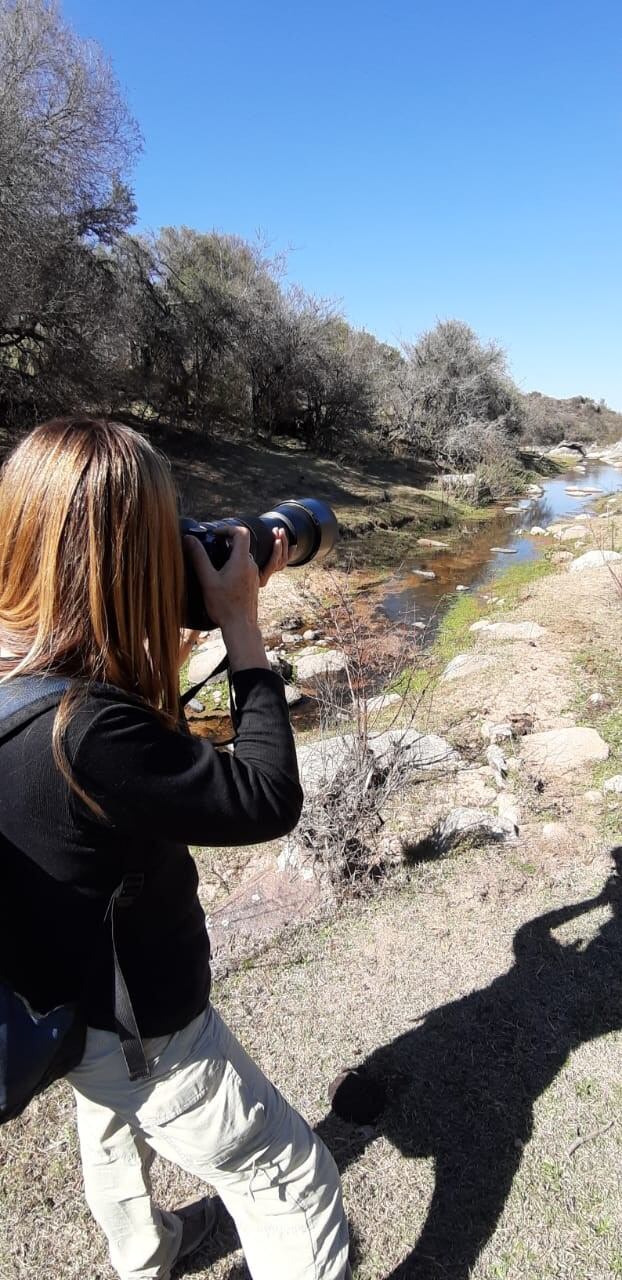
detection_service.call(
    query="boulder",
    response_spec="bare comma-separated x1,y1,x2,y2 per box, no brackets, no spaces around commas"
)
496,792,520,832
470,620,546,642
603,775,622,794
296,649,348,683
296,728,460,791
549,524,589,542
436,807,517,850
365,692,402,714
486,743,509,783
441,653,495,682
284,684,304,707
530,526,548,536
481,721,514,743
569,550,622,573
303,629,321,642
521,727,609,777
188,633,227,683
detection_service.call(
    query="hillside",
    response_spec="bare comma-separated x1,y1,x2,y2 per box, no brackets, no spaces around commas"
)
523,391,622,447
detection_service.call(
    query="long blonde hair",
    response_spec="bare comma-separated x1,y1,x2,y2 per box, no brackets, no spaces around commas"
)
0,418,185,808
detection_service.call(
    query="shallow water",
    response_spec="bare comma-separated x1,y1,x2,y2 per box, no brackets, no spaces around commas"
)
376,460,622,629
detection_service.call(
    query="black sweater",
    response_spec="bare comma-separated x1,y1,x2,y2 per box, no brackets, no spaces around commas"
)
0,669,302,1035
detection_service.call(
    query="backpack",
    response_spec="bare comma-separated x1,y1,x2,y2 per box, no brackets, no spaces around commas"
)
0,675,149,1124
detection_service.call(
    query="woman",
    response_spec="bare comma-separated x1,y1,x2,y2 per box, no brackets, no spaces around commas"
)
0,418,350,1280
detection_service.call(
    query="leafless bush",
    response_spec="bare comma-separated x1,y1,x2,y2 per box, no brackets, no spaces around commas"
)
293,573,433,890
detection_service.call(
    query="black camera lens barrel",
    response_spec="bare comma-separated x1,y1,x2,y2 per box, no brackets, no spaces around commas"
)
181,497,339,631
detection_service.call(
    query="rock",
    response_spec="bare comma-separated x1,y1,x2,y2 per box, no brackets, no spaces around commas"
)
584,789,604,806
549,524,589,542
212,690,222,704
417,538,450,548
548,441,587,457
296,729,460,790
496,792,520,832
436,807,517,850
490,547,518,554
565,486,604,496
266,651,294,681
521,727,609,776
569,550,622,573
412,569,436,580
504,506,523,513
188,633,227,684
603,775,622,794
481,721,514,743
441,653,495,682
284,684,304,707
281,633,304,646
187,698,204,712
281,615,304,631
486,743,508,782
587,692,607,709
413,621,427,631
470,620,546,642
550,551,573,563
530,526,548,536
456,584,468,592
526,484,544,496
365,692,402,713
438,472,476,489
296,649,348,683
303,629,320,642
541,822,571,844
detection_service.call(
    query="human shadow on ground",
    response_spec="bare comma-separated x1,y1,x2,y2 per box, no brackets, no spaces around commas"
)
314,848,622,1279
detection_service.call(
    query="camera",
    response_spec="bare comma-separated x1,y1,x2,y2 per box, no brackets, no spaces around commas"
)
181,498,339,630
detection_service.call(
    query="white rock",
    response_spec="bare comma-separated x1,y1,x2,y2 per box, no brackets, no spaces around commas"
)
437,807,517,849
526,484,544,496
441,653,495,682
587,692,606,708
284,684,304,707
296,729,460,790
417,538,450,548
550,524,589,542
541,822,571,843
569,550,622,573
530,526,548,536
281,633,303,646
296,649,348,682
521,727,609,776
365,692,402,713
490,547,518,554
504,506,523,513
303,629,320,642
603,775,622,794
470,620,546,642
486,743,508,780
584,789,604,806
412,569,436,580
496,792,520,831
482,721,514,743
413,621,427,631
188,634,227,683
455,584,468,592
187,698,204,712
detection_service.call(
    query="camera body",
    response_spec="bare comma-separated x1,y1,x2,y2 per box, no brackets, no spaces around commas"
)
181,498,339,630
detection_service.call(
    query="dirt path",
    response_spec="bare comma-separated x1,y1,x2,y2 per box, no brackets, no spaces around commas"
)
2,540,622,1280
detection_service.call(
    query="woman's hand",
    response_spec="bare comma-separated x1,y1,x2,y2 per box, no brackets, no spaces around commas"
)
183,525,287,671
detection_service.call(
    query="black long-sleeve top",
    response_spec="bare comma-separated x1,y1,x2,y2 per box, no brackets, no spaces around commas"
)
0,669,302,1035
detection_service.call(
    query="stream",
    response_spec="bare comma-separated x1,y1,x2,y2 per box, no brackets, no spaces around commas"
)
370,459,622,632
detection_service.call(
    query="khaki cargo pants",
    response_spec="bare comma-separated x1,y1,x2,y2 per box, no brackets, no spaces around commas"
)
68,1005,351,1280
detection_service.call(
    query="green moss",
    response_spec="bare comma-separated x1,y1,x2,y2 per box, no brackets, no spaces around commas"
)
433,592,484,663
488,557,555,608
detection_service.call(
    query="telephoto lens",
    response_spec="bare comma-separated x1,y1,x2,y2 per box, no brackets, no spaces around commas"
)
181,498,339,630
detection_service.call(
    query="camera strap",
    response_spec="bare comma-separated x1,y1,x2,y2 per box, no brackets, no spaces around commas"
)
180,654,240,746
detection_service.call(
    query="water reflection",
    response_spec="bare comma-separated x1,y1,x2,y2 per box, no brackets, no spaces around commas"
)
378,461,622,630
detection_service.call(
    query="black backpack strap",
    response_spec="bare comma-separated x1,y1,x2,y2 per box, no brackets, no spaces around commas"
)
0,675,150,1081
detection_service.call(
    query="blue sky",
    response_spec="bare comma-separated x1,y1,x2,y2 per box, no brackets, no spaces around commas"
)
66,0,622,408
